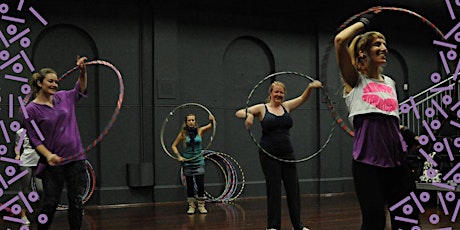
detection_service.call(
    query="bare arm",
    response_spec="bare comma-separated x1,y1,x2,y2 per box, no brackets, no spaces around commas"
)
334,22,364,90
14,147,20,160
14,131,21,160
76,55,88,93
198,114,215,136
235,103,264,129
283,80,322,112
171,133,185,162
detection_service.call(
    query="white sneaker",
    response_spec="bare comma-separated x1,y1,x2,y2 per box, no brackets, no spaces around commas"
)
21,216,30,225
302,227,310,230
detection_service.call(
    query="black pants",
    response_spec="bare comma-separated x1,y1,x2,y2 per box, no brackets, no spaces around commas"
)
259,151,304,230
186,174,205,198
38,160,87,230
352,160,418,230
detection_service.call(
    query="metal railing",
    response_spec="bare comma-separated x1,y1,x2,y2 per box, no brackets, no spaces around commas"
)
399,75,459,135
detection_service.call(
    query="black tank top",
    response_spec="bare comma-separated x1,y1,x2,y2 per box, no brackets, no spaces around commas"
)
260,104,294,156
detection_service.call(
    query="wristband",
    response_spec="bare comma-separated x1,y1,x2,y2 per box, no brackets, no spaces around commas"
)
359,17,371,27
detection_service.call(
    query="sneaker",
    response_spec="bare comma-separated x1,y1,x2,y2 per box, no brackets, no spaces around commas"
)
302,227,310,230
21,216,30,225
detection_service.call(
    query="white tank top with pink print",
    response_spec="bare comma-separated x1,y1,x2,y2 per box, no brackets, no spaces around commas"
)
343,74,400,124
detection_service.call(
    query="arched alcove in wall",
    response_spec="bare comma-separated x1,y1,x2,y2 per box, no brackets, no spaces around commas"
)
222,35,275,108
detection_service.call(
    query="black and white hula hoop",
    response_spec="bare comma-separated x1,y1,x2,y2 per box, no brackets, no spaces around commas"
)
245,71,336,163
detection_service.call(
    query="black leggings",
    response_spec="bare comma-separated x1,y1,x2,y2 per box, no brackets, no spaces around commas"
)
259,151,304,230
186,174,205,198
352,160,418,230
38,160,87,230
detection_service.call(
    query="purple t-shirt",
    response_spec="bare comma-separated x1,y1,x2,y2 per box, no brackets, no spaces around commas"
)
24,81,87,164
353,113,407,167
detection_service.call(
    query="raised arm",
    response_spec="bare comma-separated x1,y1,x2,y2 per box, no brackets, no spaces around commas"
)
283,80,322,112
334,21,363,90
334,12,381,91
198,114,215,135
76,55,88,93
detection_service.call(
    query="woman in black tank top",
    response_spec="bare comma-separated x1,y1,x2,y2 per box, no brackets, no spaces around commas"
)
236,80,322,230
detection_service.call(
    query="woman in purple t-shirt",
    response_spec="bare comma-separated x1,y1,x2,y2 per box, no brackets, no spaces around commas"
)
24,56,88,230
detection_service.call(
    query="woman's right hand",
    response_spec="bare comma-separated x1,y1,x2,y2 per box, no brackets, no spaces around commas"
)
177,155,185,162
46,154,63,166
245,113,254,129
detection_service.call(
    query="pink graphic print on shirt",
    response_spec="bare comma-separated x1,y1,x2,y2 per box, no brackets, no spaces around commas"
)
362,81,398,112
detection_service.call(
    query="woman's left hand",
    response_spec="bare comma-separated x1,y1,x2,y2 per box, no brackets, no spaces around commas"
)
308,80,323,89
76,55,87,71
208,114,215,123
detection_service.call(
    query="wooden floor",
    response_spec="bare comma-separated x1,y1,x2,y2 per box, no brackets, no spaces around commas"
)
1,192,459,229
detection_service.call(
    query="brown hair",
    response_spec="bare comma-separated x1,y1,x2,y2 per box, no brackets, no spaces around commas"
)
348,31,386,73
30,68,58,94
179,114,199,145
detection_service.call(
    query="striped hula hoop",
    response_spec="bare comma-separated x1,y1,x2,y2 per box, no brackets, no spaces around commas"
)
319,6,445,137
61,60,124,162
180,150,245,202
23,60,124,162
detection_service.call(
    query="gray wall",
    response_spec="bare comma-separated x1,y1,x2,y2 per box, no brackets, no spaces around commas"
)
0,0,452,205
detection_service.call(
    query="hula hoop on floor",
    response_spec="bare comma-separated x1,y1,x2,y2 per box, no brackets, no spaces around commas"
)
319,6,445,137
22,60,125,161
160,102,217,162
180,150,245,202
245,71,336,163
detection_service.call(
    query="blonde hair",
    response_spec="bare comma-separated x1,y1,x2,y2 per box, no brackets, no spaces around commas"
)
349,31,386,73
266,81,286,103
30,68,58,94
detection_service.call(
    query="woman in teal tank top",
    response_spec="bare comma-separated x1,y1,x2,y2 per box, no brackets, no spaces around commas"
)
172,113,214,214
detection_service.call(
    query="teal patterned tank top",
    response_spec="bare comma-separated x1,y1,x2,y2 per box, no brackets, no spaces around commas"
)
183,135,205,166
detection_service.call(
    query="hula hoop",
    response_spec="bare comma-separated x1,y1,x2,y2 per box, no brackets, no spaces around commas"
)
54,160,96,210
33,159,96,210
23,60,124,162
160,102,217,162
245,71,336,163
319,6,445,137
180,150,245,202
203,151,245,202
